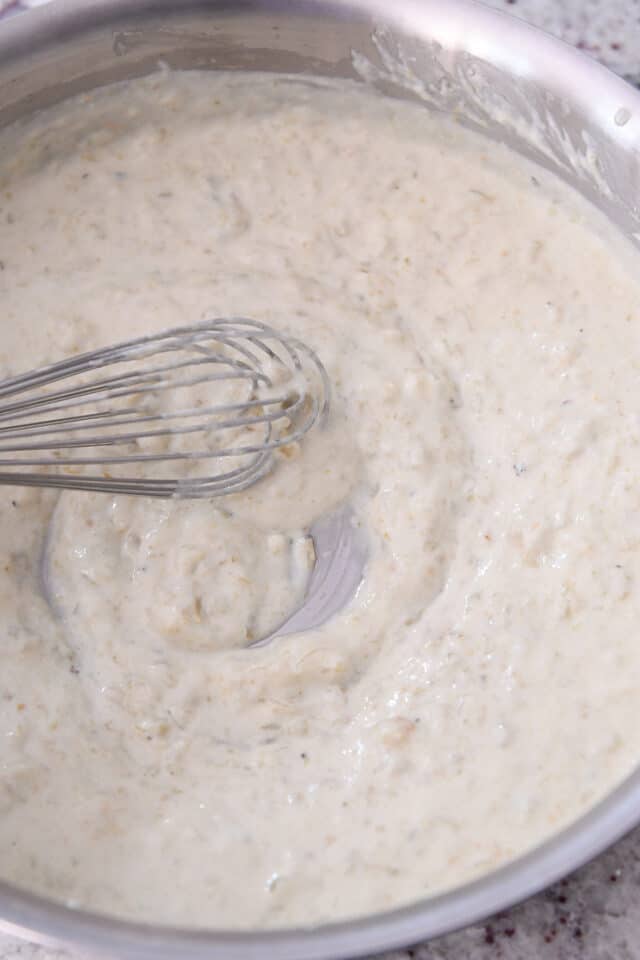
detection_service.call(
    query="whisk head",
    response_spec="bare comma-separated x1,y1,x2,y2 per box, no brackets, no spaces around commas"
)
0,318,330,498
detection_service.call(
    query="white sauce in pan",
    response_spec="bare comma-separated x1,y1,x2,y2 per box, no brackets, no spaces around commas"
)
1,72,640,928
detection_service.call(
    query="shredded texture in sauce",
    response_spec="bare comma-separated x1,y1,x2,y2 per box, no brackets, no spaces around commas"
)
1,72,640,928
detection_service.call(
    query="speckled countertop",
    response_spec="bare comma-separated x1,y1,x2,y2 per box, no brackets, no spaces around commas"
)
1,1,640,958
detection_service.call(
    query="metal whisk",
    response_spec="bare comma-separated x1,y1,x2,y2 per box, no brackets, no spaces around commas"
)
0,318,329,498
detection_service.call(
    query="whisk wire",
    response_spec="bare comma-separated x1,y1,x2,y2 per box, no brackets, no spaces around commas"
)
0,318,329,498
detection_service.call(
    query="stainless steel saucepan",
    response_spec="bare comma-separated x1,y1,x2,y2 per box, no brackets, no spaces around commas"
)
1,2,639,957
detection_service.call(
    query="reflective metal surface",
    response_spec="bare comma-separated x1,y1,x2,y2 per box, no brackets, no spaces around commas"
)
0,1,640,957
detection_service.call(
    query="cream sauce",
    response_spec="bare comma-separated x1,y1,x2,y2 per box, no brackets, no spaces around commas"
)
1,71,640,928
